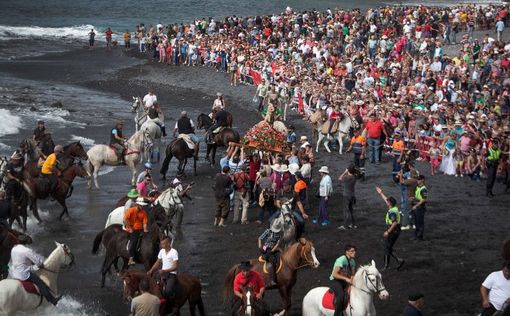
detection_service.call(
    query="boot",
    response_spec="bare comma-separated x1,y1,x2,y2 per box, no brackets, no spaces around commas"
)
381,255,391,271
218,218,227,227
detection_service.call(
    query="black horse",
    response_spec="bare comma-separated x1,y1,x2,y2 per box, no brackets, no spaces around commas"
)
196,113,240,165
160,138,197,179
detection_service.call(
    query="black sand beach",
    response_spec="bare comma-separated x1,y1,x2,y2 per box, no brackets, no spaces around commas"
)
0,39,509,316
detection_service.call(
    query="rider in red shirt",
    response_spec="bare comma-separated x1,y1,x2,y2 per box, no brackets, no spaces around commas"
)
328,104,343,136
231,261,269,316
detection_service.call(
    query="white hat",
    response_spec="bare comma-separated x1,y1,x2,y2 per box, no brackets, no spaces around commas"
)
319,166,329,174
216,92,222,97
300,141,311,148
270,164,281,172
135,197,148,206
300,135,308,141
270,219,283,233
279,164,289,173
172,178,181,185
288,163,300,175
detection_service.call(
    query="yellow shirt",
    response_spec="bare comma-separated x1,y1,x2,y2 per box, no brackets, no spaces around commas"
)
41,153,57,175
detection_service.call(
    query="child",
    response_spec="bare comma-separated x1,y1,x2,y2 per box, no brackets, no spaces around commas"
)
428,141,441,176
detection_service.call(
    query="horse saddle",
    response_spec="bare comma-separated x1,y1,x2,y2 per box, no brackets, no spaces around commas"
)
177,134,195,150
18,280,40,295
323,287,351,311
321,121,339,134
257,255,283,275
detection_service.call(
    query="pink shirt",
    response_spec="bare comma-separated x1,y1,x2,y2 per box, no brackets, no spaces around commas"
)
460,136,471,153
136,181,149,197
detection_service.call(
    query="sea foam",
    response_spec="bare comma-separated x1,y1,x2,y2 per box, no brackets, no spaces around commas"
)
0,108,23,137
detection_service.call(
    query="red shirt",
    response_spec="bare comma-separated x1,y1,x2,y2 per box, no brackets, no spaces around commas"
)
249,159,261,181
366,119,384,138
233,271,265,294
105,30,113,39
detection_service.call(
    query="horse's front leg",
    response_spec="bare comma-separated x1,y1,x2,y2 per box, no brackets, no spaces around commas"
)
338,134,344,154
57,197,68,220
211,145,217,165
323,137,331,153
277,286,291,316
315,134,322,153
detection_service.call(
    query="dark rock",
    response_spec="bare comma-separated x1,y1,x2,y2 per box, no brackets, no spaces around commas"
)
50,101,64,108
29,106,38,111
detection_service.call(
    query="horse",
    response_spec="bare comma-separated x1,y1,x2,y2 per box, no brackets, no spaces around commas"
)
308,110,326,144
316,113,356,154
160,138,197,178
196,113,240,165
24,141,88,179
131,96,147,132
86,130,149,189
21,134,55,162
25,162,88,222
121,269,205,316
236,286,262,316
140,120,162,163
0,242,74,315
302,260,389,316
95,222,162,287
0,227,32,280
224,238,320,315
6,181,29,232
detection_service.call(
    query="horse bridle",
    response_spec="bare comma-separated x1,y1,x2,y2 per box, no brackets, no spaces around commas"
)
353,269,386,295
40,246,75,274
290,242,315,270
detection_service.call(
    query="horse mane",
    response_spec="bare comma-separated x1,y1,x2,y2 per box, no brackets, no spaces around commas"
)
63,141,81,151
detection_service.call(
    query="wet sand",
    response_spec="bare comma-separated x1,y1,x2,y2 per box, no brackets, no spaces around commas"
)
1,44,510,316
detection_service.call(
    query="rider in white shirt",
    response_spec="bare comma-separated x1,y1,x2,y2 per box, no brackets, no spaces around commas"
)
143,89,157,110
9,243,61,305
147,236,178,304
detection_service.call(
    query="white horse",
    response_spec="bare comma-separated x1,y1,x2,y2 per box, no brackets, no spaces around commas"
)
316,113,355,154
131,96,147,132
140,119,162,163
86,130,149,189
302,260,389,316
104,187,183,230
0,242,74,316
270,199,297,249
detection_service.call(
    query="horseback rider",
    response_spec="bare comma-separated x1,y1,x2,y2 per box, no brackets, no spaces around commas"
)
31,120,48,160
147,102,166,137
212,92,226,111
231,261,269,316
272,179,306,238
147,235,179,307
327,104,343,137
4,152,24,203
330,244,357,316
40,145,64,195
124,188,139,211
206,108,229,144
142,88,157,110
258,219,283,285
137,162,158,191
173,110,200,158
124,197,149,266
9,239,61,305
110,120,128,164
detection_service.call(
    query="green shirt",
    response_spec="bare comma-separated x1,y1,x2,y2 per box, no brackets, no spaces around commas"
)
329,255,356,281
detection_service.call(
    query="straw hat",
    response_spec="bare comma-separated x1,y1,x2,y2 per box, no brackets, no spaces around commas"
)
318,166,329,174
135,197,148,206
300,136,308,141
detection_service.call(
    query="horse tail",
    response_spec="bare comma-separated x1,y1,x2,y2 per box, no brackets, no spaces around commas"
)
197,296,205,316
159,144,173,176
223,264,239,303
92,229,105,254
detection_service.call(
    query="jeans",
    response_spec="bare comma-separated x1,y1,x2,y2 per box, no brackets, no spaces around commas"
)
486,163,498,194
342,196,355,227
162,272,177,301
399,186,410,226
233,191,249,223
367,137,380,163
330,279,346,316
414,206,425,240
384,229,400,256
318,196,329,223
128,230,142,258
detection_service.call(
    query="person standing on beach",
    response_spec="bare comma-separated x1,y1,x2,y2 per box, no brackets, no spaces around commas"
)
88,29,95,48
123,30,131,49
105,27,113,50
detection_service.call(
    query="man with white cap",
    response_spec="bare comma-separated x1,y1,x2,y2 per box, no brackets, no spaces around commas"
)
40,145,64,195
124,197,149,266
258,218,283,285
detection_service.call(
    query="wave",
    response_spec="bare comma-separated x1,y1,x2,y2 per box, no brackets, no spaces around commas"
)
17,295,102,316
0,24,98,42
0,108,23,137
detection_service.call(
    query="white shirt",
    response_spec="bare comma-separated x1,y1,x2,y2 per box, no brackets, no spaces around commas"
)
9,244,44,281
158,248,178,274
300,163,312,179
482,271,510,310
143,93,157,108
319,174,332,197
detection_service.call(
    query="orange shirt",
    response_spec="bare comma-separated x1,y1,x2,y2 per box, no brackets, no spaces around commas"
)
392,140,405,153
350,135,366,145
124,207,148,231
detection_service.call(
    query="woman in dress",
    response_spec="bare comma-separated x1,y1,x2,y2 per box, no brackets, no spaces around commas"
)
439,134,457,176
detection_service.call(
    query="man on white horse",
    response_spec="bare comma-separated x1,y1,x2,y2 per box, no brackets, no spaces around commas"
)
330,244,357,316
110,120,128,164
9,240,61,305
142,88,157,110
173,111,200,158
147,102,166,137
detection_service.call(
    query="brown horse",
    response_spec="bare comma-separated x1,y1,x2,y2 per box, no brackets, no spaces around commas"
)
25,162,88,221
120,269,205,316
160,138,197,179
196,113,240,165
224,238,320,315
6,181,29,232
94,223,162,287
23,141,88,179
236,286,263,316
0,227,32,280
